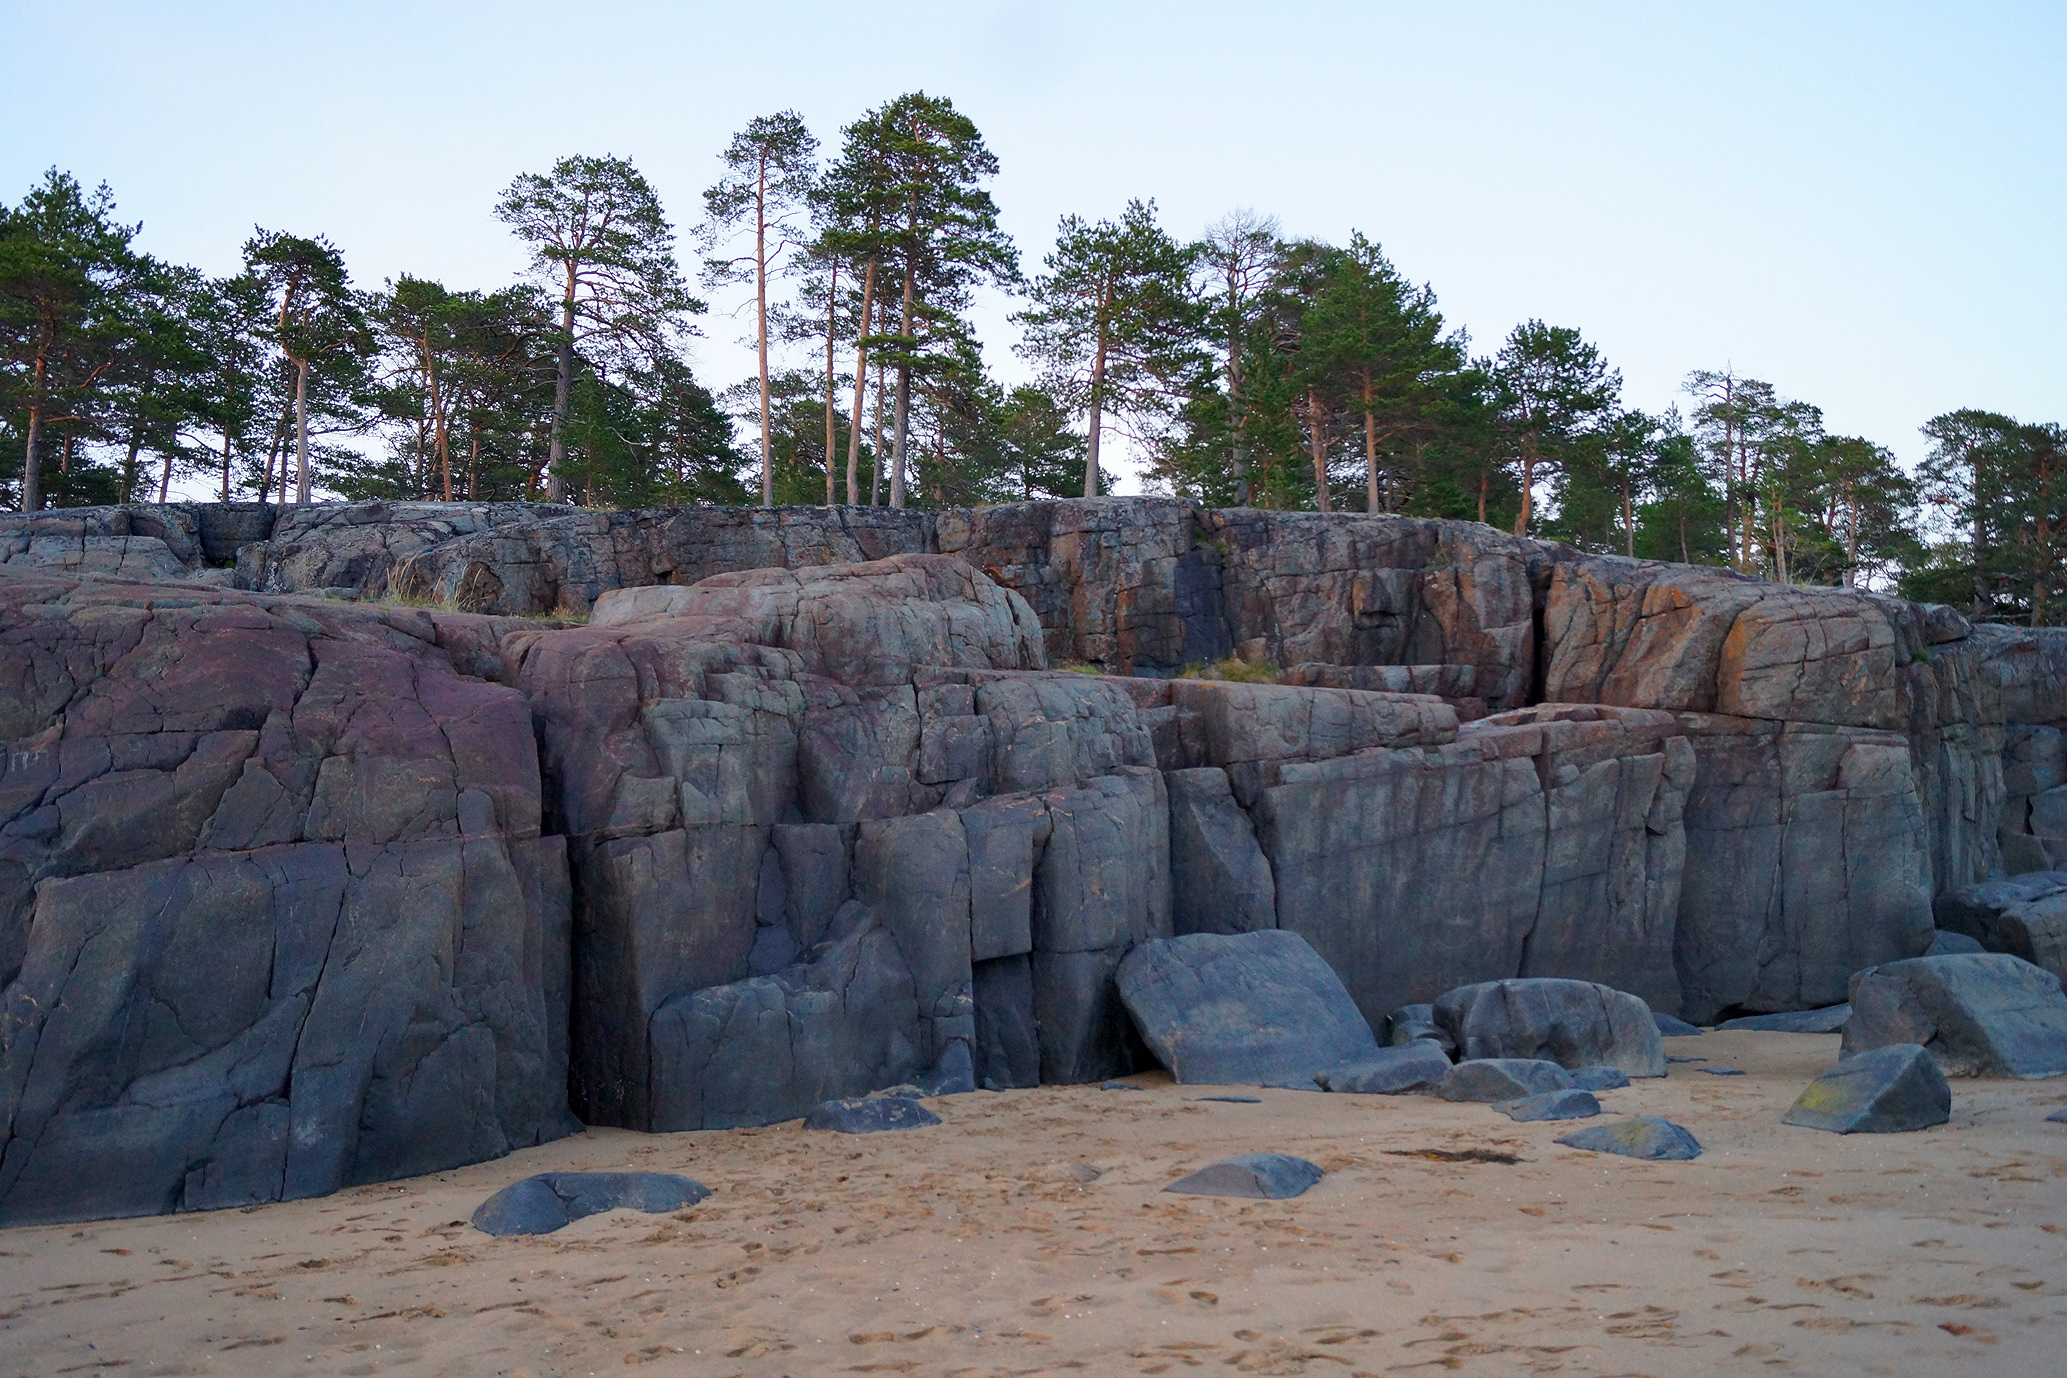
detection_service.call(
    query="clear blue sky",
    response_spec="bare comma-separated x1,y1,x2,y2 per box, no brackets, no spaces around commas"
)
6,0,2061,492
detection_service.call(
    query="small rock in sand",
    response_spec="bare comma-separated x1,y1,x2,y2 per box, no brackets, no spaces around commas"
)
1437,1058,1574,1103
472,1172,710,1237
1496,1089,1602,1122
1571,1065,1631,1091
1316,1041,1453,1095
1163,1154,1323,1200
803,1096,942,1134
1555,1117,1703,1161
1652,1012,1705,1037
1782,1044,1951,1134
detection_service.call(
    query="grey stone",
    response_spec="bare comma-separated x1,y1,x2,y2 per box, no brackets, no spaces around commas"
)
1571,1065,1631,1091
1315,1042,1454,1094
1843,954,2067,1078
1165,767,1276,935
1782,1044,1951,1134
802,1096,943,1134
1926,930,1987,956
1718,1005,1851,1034
1555,1117,1704,1161
471,1172,709,1236
1496,1089,1602,1122
1162,1153,1323,1200
1434,979,1666,1077
2048,1105,2067,1124
1385,1004,1456,1052
1437,1059,1575,1102
1698,1066,1746,1075
972,956,1040,1090
1031,947,1137,1085
1652,1012,1704,1036
1116,930,1379,1086
1933,874,2067,984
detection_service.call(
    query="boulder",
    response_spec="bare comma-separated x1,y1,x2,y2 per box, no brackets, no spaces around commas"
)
1433,979,1666,1077
1843,954,2067,1078
1653,1012,1704,1037
1934,874,2067,984
802,1096,942,1134
2048,1105,2067,1124
1116,930,1379,1087
1314,1042,1453,1094
1163,1153,1323,1200
1926,930,1987,956
1555,1117,1703,1161
1718,1006,1851,1034
471,1172,709,1236
1386,1004,1455,1052
1572,1065,1632,1091
1165,767,1277,935
1782,1044,1951,1134
1437,1059,1575,1102
1497,1089,1602,1121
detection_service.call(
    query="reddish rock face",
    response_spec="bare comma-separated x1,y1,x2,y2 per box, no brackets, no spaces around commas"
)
4,496,2064,1227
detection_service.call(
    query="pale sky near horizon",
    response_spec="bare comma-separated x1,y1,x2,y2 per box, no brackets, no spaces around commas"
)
5,1,2062,498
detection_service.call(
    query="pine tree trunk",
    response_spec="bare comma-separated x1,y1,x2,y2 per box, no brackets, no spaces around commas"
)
293,357,312,505
220,428,233,503
547,266,576,503
890,262,915,510
1362,374,1379,513
845,256,877,506
21,349,48,511
1083,327,1108,499
1622,481,1634,557
430,345,451,502
1308,387,1331,513
756,157,774,508
823,261,838,506
1512,440,1535,536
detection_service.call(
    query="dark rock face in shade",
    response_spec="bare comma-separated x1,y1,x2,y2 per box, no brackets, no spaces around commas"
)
1718,1006,1851,1034
1782,1044,1951,1134
472,1172,710,1236
1162,1153,1323,1200
1842,954,2067,1078
5,495,2064,1226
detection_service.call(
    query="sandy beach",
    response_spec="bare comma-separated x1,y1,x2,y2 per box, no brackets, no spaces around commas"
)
2,1031,2062,1378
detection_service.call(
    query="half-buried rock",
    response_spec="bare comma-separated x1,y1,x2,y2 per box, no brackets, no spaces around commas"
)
1842,954,2067,1078
1555,1117,1703,1161
1315,1041,1453,1094
1719,1005,1850,1034
1118,931,1379,1086
1163,1154,1323,1200
1652,1012,1705,1037
803,1096,943,1133
1497,1089,1602,1122
1571,1065,1631,1091
1782,1044,1950,1134
1434,979,1666,1077
1437,1059,1574,1103
472,1173,711,1236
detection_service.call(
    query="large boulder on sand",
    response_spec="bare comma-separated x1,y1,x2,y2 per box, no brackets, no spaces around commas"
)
1782,1044,1950,1134
1315,1041,1453,1094
1117,931,1379,1086
1433,978,1665,1077
1934,874,2067,985
1843,954,2067,1078
471,1171,709,1236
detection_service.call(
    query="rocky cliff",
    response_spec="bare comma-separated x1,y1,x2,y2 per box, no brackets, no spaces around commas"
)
2,497,2061,1225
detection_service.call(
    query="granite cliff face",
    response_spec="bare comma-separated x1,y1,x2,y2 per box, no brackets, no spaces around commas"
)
1,497,2061,1224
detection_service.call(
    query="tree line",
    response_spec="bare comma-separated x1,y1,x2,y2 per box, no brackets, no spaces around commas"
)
2,92,2060,622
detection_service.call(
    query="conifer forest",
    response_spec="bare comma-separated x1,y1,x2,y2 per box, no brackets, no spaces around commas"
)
2,94,2061,623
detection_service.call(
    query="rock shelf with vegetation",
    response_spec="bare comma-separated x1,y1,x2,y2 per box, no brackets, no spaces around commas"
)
1,494,2064,1226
